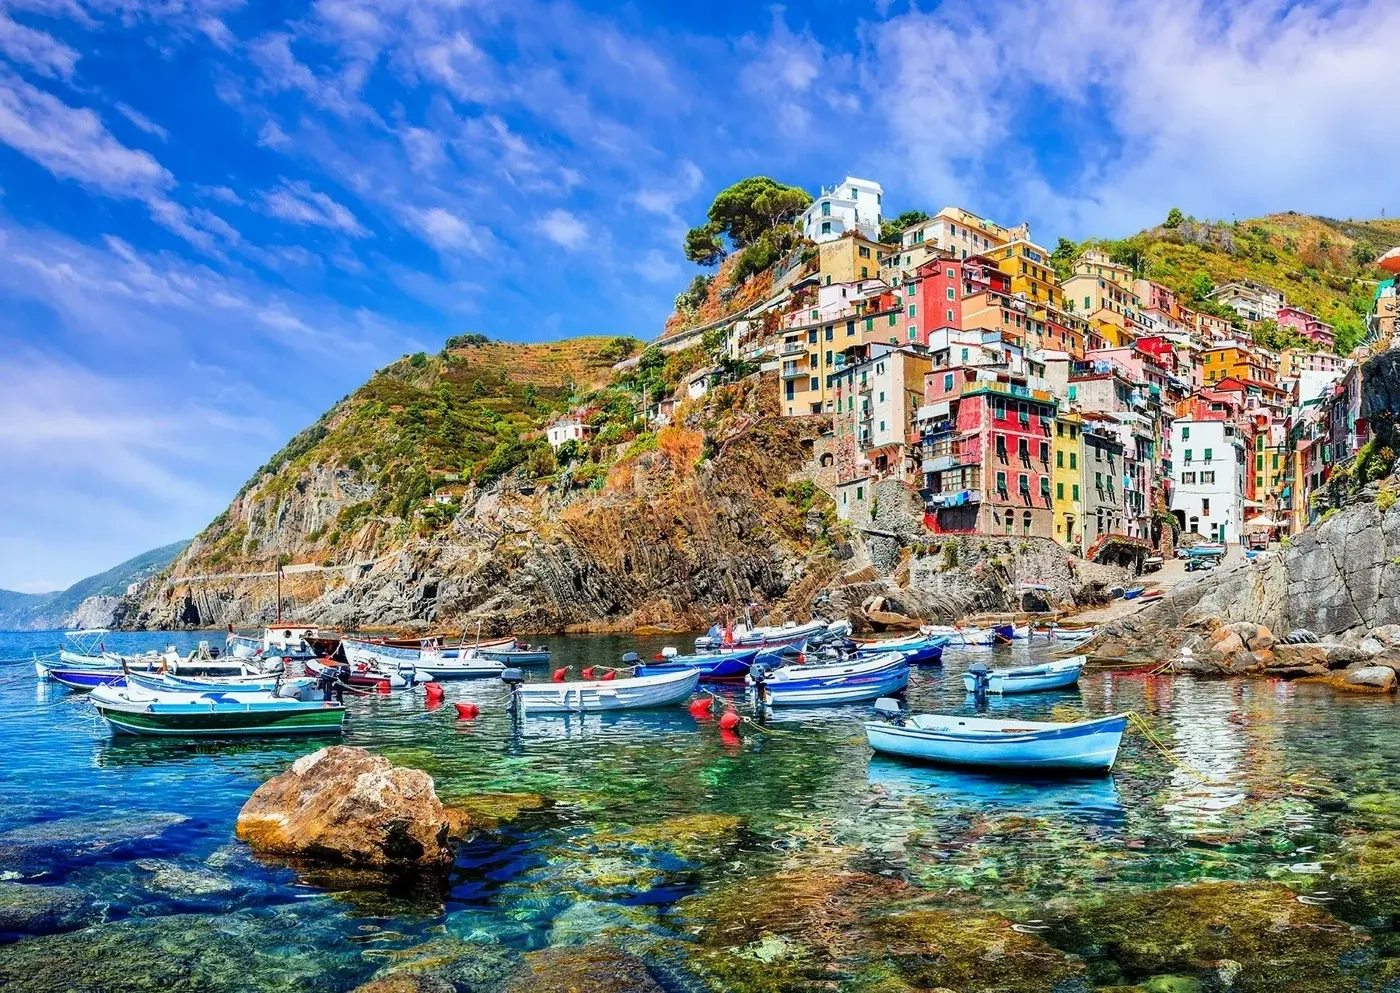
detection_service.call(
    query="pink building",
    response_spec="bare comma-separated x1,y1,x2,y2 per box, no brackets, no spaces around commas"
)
1276,306,1335,349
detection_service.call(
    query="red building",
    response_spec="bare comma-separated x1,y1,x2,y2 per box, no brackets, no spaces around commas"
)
920,367,1058,537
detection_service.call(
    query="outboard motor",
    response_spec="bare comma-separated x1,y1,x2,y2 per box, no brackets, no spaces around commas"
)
873,697,906,726
621,651,641,665
501,667,525,718
968,661,991,707
749,662,771,709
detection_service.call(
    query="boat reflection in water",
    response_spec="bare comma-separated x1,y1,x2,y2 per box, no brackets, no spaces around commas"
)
866,755,1125,828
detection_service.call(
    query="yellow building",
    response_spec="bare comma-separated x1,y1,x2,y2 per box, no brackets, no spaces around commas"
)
779,290,905,416
1053,412,1084,550
1063,256,1140,328
1201,345,1271,385
818,233,887,285
1089,315,1135,349
994,239,1062,309
1073,249,1135,289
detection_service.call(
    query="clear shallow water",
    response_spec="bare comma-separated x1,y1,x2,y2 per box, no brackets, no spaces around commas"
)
2,629,1399,990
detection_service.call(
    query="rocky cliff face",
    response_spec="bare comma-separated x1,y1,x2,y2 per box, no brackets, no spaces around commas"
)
1100,496,1400,663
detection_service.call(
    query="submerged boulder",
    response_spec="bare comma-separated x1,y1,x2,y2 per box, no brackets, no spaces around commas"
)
1042,881,1371,991
235,746,453,869
0,881,94,936
1333,666,1397,694
502,946,664,993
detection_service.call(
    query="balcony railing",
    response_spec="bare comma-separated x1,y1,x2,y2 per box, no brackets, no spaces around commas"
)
780,361,809,380
926,488,982,508
781,341,808,357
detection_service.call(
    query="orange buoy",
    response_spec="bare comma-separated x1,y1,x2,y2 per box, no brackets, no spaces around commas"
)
453,701,480,719
601,670,616,681
552,667,568,682
376,680,391,694
689,697,714,717
718,710,740,731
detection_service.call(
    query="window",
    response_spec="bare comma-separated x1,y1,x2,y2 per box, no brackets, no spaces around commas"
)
865,318,873,331
1202,498,1211,516
948,309,955,322
861,266,869,278
908,327,917,341
1201,471,1215,484
961,347,969,361
821,201,831,217
878,391,885,402
858,245,871,259
943,373,953,391
879,421,886,433
946,287,955,301
1018,438,1030,462
825,350,833,367
825,326,834,341
1072,484,1080,500
821,221,831,235
1070,452,1077,470
1256,454,1264,471
847,320,856,337
888,314,897,327
1041,476,1051,496
1019,474,1029,493
996,435,1007,460
1057,450,1064,468
1204,447,1213,463
856,485,863,499
996,471,1007,493
1182,472,1196,484
946,267,955,278
1184,449,1192,464
1040,442,1049,463
1095,471,1104,489
1181,426,1190,440
1056,482,1064,499
908,303,917,317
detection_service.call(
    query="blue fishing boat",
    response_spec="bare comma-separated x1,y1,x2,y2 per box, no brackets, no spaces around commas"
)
855,634,946,666
34,660,125,691
865,701,1128,773
635,647,760,682
749,653,909,707
476,645,552,665
961,655,1086,695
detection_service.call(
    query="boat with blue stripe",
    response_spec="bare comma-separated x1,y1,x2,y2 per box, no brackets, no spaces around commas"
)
750,653,909,707
865,703,1128,773
853,633,947,665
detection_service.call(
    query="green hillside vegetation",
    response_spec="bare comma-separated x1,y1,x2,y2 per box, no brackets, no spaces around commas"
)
1067,211,1400,355
0,539,189,630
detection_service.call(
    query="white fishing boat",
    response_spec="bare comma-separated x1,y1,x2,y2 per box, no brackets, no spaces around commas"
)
961,656,1086,695
865,702,1128,773
695,616,850,650
412,648,507,680
508,668,700,714
920,625,996,647
750,653,909,707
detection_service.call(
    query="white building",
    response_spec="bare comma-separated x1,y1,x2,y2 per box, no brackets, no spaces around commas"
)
798,177,883,244
1170,419,1247,544
546,416,592,450
1206,281,1286,325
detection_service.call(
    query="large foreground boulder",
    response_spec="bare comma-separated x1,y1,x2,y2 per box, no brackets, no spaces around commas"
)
235,746,454,869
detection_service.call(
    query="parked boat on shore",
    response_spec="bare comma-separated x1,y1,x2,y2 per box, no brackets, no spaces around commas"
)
865,702,1127,773
694,616,849,650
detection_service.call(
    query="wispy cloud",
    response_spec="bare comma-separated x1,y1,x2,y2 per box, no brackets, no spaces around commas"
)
114,101,168,140
258,179,370,237
0,10,80,78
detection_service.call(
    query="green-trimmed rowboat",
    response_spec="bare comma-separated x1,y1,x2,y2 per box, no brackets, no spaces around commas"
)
89,684,345,737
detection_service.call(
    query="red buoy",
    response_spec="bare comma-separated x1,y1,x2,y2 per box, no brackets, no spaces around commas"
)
601,670,616,681
689,697,714,717
424,682,445,701
552,667,567,683
376,680,391,694
581,666,595,679
718,711,740,731
453,701,480,719
719,728,741,747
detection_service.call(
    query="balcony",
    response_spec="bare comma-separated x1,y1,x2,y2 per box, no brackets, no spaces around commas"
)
780,360,809,380
922,451,977,474
926,488,982,508
781,341,807,357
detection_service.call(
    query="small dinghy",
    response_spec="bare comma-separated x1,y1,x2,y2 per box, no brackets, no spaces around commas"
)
306,657,429,689
90,683,345,738
921,625,996,647
1122,585,1145,601
476,643,552,665
503,667,699,714
750,653,909,707
865,699,1127,773
1032,624,1097,642
35,660,126,691
961,655,1086,695
411,648,507,680
124,669,294,694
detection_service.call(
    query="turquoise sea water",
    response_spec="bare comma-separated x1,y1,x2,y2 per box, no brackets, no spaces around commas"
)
1,628,1398,990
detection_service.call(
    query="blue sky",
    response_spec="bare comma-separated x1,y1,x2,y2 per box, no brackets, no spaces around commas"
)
2,0,1397,591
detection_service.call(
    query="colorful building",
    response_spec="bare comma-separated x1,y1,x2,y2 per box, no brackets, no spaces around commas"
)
1206,281,1286,325
818,232,889,285
994,239,1063,309
831,343,933,520
1276,305,1336,349
1080,422,1126,551
1169,417,1247,544
1052,412,1084,550
919,371,1058,537
901,207,1030,261
778,280,903,416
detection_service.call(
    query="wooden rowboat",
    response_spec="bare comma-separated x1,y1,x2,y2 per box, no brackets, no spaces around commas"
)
90,684,345,738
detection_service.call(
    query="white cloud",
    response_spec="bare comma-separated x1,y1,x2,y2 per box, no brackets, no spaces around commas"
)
257,119,291,149
403,205,487,253
0,10,79,78
634,248,680,283
258,179,369,237
635,159,702,217
0,70,172,199
198,15,236,50
114,101,168,140
536,208,588,250
198,183,244,205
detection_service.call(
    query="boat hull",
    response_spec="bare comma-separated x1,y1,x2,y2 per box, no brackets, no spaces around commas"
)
517,669,699,714
37,663,125,691
961,658,1085,695
755,655,911,707
476,649,552,665
865,713,1127,772
96,703,345,737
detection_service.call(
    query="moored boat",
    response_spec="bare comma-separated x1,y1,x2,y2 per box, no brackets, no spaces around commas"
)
411,649,507,680
124,669,297,695
507,668,700,714
476,644,552,665
854,634,946,666
634,646,759,683
35,660,126,691
865,703,1127,773
961,655,1086,695
921,625,996,647
89,683,346,737
305,657,428,689
750,653,909,707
